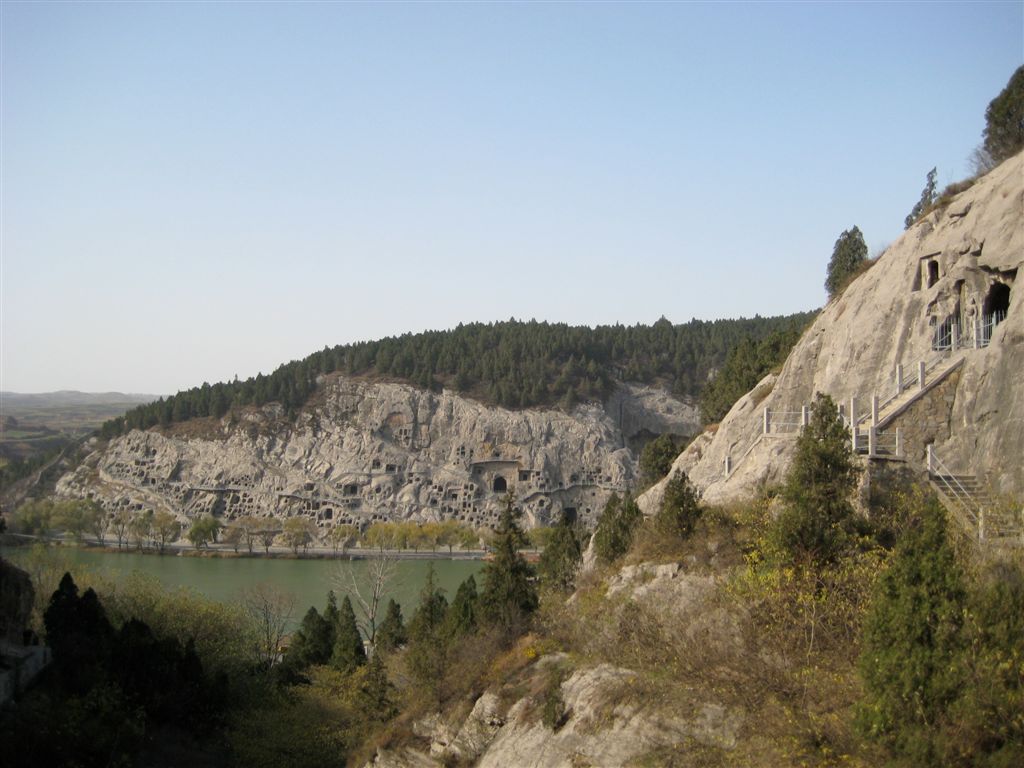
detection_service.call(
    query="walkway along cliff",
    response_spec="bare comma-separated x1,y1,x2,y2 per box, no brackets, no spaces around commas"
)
641,152,1024,546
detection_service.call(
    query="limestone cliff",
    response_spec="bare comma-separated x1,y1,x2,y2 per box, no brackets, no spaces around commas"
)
642,152,1024,512
56,378,697,531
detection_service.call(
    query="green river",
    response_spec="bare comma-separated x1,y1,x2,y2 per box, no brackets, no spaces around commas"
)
2,546,484,625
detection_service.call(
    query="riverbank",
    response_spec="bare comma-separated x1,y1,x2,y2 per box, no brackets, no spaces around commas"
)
0,533,493,561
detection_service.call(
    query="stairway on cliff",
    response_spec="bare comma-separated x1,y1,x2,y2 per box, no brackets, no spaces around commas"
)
930,471,1023,546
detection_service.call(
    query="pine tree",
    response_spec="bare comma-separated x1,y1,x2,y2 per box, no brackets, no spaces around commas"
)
858,497,966,761
537,514,582,593
286,606,333,669
983,65,1024,164
478,496,538,635
406,565,449,694
656,471,702,540
360,651,397,723
593,493,643,564
904,167,938,229
376,598,407,652
775,393,859,565
446,575,479,638
330,595,366,674
824,226,868,298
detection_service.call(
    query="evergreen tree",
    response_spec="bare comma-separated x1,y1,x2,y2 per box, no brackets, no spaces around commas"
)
904,167,938,229
537,514,583,593
593,493,643,564
286,606,334,669
44,572,115,695
478,496,538,635
638,434,682,488
858,498,966,762
360,651,397,723
824,226,868,298
446,575,479,638
656,471,702,540
330,595,366,674
406,565,450,693
983,65,1024,164
375,598,407,652
775,393,858,565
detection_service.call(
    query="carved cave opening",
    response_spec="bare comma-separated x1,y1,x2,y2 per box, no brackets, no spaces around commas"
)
983,281,1011,317
492,476,507,493
927,259,940,288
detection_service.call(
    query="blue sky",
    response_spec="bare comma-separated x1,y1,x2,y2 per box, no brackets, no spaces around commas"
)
2,1,1021,395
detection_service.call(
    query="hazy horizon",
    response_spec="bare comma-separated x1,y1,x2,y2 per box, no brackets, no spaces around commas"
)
2,2,1021,394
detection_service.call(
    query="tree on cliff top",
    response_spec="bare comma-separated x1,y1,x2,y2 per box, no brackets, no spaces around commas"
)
825,226,868,298
983,65,1024,164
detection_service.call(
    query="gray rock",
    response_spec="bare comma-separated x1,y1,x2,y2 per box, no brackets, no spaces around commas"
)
56,380,698,532
642,151,1024,511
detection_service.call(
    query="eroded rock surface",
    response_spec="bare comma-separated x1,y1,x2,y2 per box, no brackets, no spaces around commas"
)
57,379,697,531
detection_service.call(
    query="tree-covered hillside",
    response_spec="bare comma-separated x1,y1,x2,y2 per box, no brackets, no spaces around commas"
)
102,314,815,437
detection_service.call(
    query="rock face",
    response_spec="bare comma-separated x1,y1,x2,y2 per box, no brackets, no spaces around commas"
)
0,558,34,645
642,152,1024,512
366,560,744,768
57,378,698,531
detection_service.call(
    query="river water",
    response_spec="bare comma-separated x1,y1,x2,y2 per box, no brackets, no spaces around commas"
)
2,546,484,623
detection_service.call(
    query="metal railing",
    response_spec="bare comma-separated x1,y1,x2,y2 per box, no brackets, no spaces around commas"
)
927,446,985,540
933,310,1006,351
876,352,950,415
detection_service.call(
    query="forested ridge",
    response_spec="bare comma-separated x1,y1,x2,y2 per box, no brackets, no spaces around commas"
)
101,313,815,438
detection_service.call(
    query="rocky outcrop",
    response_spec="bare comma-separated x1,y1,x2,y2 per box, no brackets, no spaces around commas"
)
57,378,697,532
642,152,1024,512
366,560,744,768
0,558,34,644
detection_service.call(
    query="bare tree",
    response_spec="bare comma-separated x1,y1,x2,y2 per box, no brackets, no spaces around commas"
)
335,553,400,646
241,582,295,671
111,509,131,549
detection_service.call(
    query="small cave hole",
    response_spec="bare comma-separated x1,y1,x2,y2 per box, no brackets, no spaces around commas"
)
926,259,940,288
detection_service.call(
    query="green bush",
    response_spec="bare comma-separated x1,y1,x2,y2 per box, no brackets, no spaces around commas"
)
857,498,965,763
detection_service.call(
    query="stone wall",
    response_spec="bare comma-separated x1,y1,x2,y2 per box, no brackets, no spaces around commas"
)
881,367,962,465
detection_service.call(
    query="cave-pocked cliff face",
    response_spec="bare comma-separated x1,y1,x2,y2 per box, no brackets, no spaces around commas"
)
641,151,1024,512
57,378,698,531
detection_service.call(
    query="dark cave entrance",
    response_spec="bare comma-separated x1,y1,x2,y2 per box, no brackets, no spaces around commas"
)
983,282,1011,317
492,476,507,493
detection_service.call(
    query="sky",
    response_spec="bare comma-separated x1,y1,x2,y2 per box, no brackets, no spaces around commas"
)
1,1,1022,396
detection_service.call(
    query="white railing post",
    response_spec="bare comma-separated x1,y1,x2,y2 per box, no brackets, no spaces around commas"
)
895,428,903,458
868,426,877,457
871,395,879,426
895,364,904,394
849,397,858,451
801,405,809,428
763,407,770,435
724,455,732,477
927,444,936,474
918,361,927,391
951,322,958,352
979,508,986,542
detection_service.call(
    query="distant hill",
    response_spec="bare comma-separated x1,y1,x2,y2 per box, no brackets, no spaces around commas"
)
104,314,816,437
1,391,159,409
1,391,160,466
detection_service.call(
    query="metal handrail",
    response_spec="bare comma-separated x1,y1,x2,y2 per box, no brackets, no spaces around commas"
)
874,352,950,417
929,449,983,532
